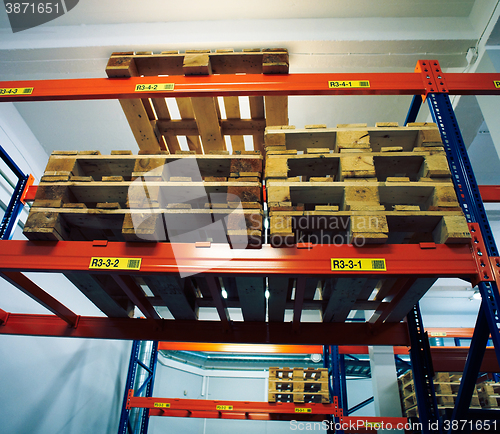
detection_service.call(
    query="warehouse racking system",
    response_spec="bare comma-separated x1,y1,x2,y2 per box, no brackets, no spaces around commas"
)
1,59,500,432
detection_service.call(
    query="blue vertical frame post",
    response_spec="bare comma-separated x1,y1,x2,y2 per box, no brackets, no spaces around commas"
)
0,144,29,240
118,340,159,434
427,92,500,431
324,345,345,433
407,304,442,433
118,341,141,434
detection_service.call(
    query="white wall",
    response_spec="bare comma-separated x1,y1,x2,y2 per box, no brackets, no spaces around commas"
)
0,103,133,434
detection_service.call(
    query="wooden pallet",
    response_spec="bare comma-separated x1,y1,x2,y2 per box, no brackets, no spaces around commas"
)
267,180,469,246
264,149,451,182
477,382,500,408
269,367,328,393
264,122,444,154
265,122,469,247
268,391,330,403
106,49,289,155
24,151,263,244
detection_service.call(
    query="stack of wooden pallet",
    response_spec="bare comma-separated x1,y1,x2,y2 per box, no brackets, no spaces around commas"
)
398,371,481,417
22,150,265,319
268,367,330,403
476,381,500,409
264,122,471,324
106,48,289,155
265,122,470,247
23,150,263,246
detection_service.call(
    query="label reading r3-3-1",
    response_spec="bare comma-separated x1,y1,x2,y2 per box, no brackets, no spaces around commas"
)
331,258,386,271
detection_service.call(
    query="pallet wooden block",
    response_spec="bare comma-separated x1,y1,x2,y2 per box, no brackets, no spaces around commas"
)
106,49,289,155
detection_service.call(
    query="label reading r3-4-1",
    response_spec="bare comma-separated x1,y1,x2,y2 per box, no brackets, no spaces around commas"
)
328,80,370,89
331,258,386,271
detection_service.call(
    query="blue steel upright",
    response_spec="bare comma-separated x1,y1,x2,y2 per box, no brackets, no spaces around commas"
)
118,340,159,434
0,144,30,240
427,92,500,432
324,345,346,433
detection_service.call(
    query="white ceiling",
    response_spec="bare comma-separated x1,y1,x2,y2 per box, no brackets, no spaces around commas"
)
1,0,500,325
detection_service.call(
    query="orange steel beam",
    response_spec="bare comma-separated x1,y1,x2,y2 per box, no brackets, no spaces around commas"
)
127,391,409,430
157,342,409,355
479,185,500,203
157,329,477,354
0,72,499,103
0,240,479,277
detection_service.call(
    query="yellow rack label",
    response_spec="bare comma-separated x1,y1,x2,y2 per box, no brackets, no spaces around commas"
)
494,80,500,88
89,257,142,270
295,408,312,413
216,405,233,411
154,402,170,408
430,332,447,337
365,422,382,429
135,83,175,92
0,87,34,96
331,258,386,271
328,80,370,89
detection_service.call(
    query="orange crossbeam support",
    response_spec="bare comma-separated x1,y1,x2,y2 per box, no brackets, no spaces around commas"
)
0,240,479,277
0,71,499,103
479,185,500,203
127,390,409,431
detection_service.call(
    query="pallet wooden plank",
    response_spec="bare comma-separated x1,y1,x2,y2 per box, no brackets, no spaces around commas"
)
265,96,288,128
223,96,246,151
151,98,181,153
268,276,290,322
249,96,265,154
142,275,198,320
384,278,438,322
191,97,226,153
119,99,163,153
176,98,203,154
234,276,266,321
322,277,368,322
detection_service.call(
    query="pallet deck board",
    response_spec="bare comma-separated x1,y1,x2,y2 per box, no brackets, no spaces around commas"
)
107,49,289,154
